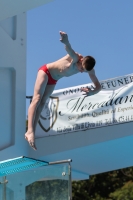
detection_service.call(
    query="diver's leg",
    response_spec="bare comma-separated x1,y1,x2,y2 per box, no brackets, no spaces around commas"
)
33,85,55,133
25,70,48,150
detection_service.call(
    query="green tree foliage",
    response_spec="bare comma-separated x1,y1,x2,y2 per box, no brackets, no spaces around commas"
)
110,181,133,200
72,167,133,200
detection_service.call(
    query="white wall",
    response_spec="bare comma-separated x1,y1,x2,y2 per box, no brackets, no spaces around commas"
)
0,0,53,21
0,13,28,160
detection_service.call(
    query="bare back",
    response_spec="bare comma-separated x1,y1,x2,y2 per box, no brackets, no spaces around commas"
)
47,55,79,80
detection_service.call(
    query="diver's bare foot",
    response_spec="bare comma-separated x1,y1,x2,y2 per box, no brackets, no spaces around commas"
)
25,131,37,150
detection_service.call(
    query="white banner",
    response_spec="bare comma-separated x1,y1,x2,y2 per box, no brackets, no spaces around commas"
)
36,73,133,138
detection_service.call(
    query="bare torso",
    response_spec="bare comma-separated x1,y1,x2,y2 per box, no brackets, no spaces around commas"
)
47,55,79,80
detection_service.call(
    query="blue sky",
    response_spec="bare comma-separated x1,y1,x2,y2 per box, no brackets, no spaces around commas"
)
26,0,133,111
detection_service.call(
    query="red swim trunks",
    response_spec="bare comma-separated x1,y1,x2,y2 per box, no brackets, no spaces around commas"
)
39,65,57,85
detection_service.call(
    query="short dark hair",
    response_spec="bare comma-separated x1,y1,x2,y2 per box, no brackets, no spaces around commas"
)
82,56,96,71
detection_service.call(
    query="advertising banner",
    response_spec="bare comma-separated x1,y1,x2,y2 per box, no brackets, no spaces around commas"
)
36,73,133,138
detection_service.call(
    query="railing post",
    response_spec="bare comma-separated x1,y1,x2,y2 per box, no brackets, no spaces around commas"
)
68,162,72,200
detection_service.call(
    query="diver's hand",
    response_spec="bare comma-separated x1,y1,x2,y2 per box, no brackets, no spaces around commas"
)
81,86,95,96
59,31,69,45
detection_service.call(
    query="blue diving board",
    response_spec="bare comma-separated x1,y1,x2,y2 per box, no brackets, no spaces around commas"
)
0,156,48,177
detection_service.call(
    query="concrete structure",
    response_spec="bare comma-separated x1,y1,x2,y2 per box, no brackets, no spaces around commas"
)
0,0,133,180
0,13,27,160
0,0,53,21
0,0,52,160
30,121,133,179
